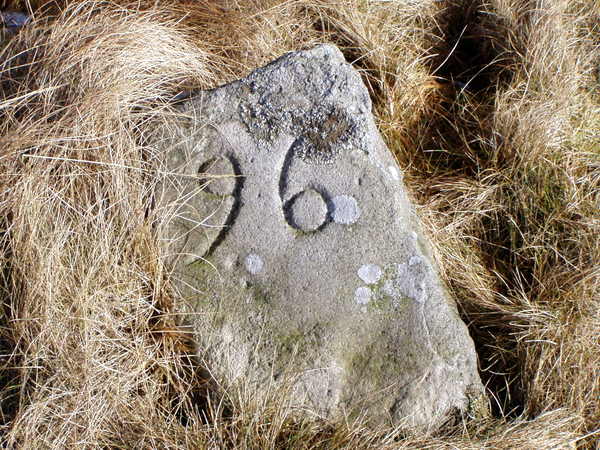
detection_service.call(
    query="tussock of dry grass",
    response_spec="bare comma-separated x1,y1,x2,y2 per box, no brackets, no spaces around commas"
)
0,3,214,446
0,0,598,448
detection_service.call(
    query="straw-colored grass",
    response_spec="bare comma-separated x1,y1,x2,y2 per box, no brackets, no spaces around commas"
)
0,0,598,448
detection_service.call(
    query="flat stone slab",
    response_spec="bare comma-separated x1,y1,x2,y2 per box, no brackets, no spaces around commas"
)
156,44,485,429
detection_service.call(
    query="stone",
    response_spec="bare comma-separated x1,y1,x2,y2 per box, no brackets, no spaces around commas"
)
287,188,328,231
155,44,485,429
1,11,29,33
358,264,383,285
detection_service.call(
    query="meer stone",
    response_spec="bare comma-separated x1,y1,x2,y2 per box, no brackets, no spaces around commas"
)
156,44,485,429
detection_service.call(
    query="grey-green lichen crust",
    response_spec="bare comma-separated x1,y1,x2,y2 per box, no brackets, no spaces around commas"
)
155,44,487,429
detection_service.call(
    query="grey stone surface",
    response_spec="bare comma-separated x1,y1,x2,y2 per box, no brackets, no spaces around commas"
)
1,11,29,29
156,44,485,429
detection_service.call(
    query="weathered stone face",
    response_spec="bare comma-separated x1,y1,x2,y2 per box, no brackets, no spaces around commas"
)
156,45,485,429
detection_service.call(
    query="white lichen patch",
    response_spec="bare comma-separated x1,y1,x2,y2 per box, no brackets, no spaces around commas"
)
357,264,382,284
395,257,428,303
332,195,360,224
355,286,372,305
388,165,400,181
382,280,395,297
245,253,264,274
409,255,422,266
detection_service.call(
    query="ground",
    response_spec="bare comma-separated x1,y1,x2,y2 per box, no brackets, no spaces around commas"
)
0,0,598,448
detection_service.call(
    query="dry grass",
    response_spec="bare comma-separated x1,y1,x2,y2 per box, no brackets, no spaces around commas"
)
0,0,598,448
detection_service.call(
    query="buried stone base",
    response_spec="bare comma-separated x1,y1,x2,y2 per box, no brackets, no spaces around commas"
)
156,44,487,429
179,258,485,428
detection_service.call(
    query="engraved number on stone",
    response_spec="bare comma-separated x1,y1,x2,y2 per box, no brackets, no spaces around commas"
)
184,154,242,260
279,140,360,231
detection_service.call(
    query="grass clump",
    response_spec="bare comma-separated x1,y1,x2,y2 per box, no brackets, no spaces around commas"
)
0,0,598,448
0,2,213,446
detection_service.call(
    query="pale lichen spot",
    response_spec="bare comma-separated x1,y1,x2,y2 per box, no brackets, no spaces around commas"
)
409,255,422,266
332,195,360,225
245,253,264,275
382,280,395,297
388,165,400,181
395,258,427,303
355,286,372,305
358,264,382,284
